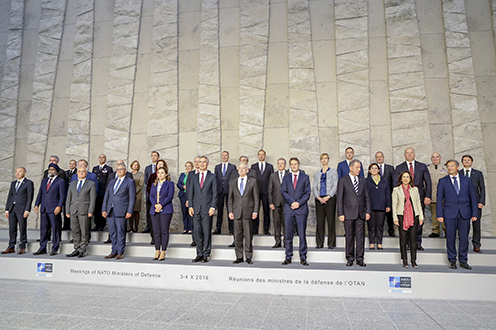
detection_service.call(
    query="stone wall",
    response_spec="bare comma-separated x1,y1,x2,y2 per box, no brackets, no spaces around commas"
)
1,0,495,236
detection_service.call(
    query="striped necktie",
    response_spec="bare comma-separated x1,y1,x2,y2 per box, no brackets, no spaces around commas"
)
353,177,359,195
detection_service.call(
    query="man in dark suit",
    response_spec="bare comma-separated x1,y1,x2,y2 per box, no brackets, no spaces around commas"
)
250,149,274,235
268,158,288,248
33,164,67,256
337,160,370,267
102,164,136,259
143,151,160,234
460,154,485,253
281,157,311,266
3,167,34,255
373,151,395,237
43,155,67,181
337,147,364,179
65,167,96,258
214,151,237,235
63,159,77,231
437,159,478,269
188,156,218,263
395,147,432,250
92,154,113,231
228,163,259,264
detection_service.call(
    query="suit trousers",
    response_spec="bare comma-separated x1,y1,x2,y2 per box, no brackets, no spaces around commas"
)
284,212,308,260
179,195,193,232
445,215,471,263
405,202,425,246
272,206,284,245
71,214,91,253
40,212,61,252
107,211,126,255
398,215,418,262
472,208,482,248
151,213,172,251
94,196,105,230
368,211,385,245
430,203,445,234
315,197,336,248
234,217,254,260
254,194,270,234
8,206,28,249
385,210,395,236
193,213,213,257
344,218,365,262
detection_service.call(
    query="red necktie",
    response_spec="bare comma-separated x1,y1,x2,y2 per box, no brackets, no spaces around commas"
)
200,172,204,189
409,162,414,180
46,178,53,191
293,174,297,189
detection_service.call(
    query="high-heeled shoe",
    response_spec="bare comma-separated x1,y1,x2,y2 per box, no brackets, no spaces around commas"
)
159,250,166,261
402,260,409,268
153,250,160,260
369,245,375,250
411,261,418,269
377,245,383,250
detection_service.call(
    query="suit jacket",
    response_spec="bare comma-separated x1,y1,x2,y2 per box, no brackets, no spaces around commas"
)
280,172,311,216
149,180,175,215
106,171,133,192
391,186,424,223
251,162,274,195
228,176,259,220
337,160,364,179
177,172,188,198
65,179,96,216
5,178,34,213
337,175,370,220
35,176,67,213
313,168,339,197
459,169,485,205
92,164,113,197
144,164,154,186
268,170,289,207
43,168,67,181
65,169,77,187
215,162,237,194
187,171,218,215
368,164,394,193
395,161,432,200
71,171,99,196
437,175,478,220
366,176,391,211
102,176,136,217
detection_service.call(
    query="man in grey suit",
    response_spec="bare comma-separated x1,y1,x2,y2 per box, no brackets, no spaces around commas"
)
65,167,96,258
268,158,288,248
228,163,259,264
188,156,218,263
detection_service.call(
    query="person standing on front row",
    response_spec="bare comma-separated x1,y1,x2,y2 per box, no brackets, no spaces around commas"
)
437,159,478,270
281,157,311,266
337,160,370,267
366,163,391,250
3,167,34,255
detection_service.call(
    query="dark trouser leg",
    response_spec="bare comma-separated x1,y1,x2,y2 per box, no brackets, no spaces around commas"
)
244,218,254,260
161,213,172,250
368,211,378,245
193,213,203,257
326,197,337,248
94,196,105,229
445,217,457,262
373,211,385,245
344,219,356,262
71,214,82,251
49,212,62,252
234,218,243,260
472,208,482,248
315,199,325,247
216,191,226,232
416,202,425,246
386,210,394,236
180,195,188,231
17,211,28,250
398,216,407,261
410,217,418,262
284,213,295,259
458,216,470,263
8,211,19,249
355,218,365,261
273,206,283,245
261,194,270,233
296,214,308,260
151,214,161,250
39,213,49,250
202,214,213,257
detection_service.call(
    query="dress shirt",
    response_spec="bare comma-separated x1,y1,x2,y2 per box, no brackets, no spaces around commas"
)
348,173,358,183
113,176,124,193
377,163,384,175
259,161,266,173
463,167,472,177
77,178,86,189
198,170,208,184
222,162,229,176
450,174,460,186
15,177,25,191
157,181,164,195
279,170,285,183
238,176,247,195
291,171,300,182
408,160,416,172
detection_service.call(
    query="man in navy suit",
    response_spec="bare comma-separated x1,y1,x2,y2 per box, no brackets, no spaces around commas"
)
460,154,485,253
143,151,160,234
3,167,34,255
188,156,218,263
92,154,113,231
251,149,274,235
437,159,478,269
280,157,311,266
337,147,364,179
33,164,67,256
214,151,237,234
102,164,136,259
395,147,432,250
337,160,370,267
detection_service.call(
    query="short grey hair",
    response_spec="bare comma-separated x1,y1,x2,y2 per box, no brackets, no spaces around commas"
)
50,155,60,162
116,164,127,170
200,155,209,163
349,159,361,168
446,159,459,167
277,158,286,164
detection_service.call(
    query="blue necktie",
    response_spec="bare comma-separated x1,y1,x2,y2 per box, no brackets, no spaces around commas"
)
77,180,82,194
114,179,122,195
240,178,244,196
223,164,226,176
15,181,20,192
453,177,459,195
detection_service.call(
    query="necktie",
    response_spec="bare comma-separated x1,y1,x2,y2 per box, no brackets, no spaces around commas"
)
409,162,414,180
113,179,121,195
379,165,383,176
435,165,438,170
200,172,204,189
15,181,21,192
77,180,82,194
152,164,156,173
261,163,264,175
280,172,283,184
453,176,459,195
293,174,297,189
240,178,244,196
466,169,469,177
223,164,226,176
354,177,359,195
46,178,53,191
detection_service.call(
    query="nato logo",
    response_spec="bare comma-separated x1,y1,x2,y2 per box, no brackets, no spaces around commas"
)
389,276,411,288
37,263,53,273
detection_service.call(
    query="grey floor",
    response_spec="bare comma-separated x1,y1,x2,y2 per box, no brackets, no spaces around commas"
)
0,279,495,329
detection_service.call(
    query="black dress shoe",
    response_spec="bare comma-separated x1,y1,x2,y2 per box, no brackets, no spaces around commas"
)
232,258,244,264
369,246,375,250
411,261,418,269
246,259,253,264
213,229,221,235
228,242,235,248
388,233,395,237
402,261,409,268
33,249,47,255
346,260,353,267
357,260,366,267
272,243,282,248
429,232,440,238
300,259,309,266
190,241,196,247
316,245,323,249
265,232,271,235
417,245,424,251
66,251,79,257
449,261,457,269
104,238,111,244
460,262,472,270
282,259,292,265
141,228,151,233
328,246,334,250
91,226,99,231
192,256,203,263
50,251,57,256
202,257,209,263
77,252,85,258
377,247,383,250
150,240,155,245
68,239,74,243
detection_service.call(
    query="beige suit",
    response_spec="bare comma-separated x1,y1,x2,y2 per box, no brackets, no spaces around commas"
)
392,186,424,223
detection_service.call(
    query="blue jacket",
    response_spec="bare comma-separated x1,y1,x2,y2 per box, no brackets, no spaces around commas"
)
102,177,136,217
149,180,174,215
366,176,391,211
215,162,237,194
177,172,187,198
337,160,364,179
437,175,478,220
35,176,67,213
281,172,311,216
